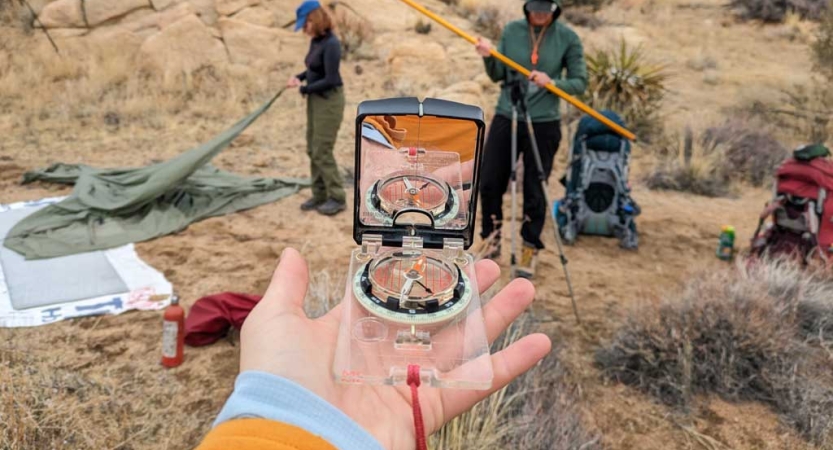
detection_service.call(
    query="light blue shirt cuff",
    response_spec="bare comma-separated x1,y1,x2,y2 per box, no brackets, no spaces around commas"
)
214,371,384,450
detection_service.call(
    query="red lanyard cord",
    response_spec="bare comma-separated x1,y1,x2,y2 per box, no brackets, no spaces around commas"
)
528,22,552,67
407,364,428,450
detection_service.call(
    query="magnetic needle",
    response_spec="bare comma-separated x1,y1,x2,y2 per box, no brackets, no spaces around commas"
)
366,171,460,226
352,248,472,325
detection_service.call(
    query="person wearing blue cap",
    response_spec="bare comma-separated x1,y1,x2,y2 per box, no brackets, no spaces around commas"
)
287,0,347,216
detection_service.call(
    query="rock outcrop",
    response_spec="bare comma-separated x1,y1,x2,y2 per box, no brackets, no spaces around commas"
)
139,14,229,73
38,0,85,28
31,0,308,75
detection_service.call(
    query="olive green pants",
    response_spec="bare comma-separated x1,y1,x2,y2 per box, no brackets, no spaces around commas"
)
306,87,346,203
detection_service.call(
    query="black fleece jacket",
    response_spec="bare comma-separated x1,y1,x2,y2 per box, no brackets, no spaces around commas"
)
297,30,343,96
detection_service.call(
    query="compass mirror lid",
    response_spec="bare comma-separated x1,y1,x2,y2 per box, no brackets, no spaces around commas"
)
353,98,486,250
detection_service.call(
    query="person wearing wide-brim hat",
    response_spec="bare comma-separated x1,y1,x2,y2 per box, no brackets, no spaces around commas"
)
287,0,347,216
474,0,588,279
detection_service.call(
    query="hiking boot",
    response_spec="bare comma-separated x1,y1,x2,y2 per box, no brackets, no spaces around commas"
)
515,242,539,279
317,199,346,216
300,198,325,211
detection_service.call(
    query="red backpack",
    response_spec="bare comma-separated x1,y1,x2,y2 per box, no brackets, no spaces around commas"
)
751,146,833,266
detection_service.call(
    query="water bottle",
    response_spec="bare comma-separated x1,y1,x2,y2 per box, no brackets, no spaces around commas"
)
717,225,735,261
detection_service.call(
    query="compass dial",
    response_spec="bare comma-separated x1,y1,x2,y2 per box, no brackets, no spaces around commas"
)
353,249,472,325
366,172,460,227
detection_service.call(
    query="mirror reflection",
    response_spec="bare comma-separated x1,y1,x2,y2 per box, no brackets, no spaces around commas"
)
358,115,477,230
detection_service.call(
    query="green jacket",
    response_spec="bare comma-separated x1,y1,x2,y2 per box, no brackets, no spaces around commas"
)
483,18,588,122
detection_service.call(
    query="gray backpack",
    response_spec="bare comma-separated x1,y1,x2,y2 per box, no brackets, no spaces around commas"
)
555,111,640,249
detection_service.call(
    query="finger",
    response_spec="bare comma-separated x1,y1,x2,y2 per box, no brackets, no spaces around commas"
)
483,277,535,343
439,333,551,422
259,248,310,315
473,258,500,295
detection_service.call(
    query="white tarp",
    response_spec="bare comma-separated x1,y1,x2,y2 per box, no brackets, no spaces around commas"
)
0,198,172,327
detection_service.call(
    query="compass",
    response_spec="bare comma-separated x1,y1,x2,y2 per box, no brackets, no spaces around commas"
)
366,172,460,227
352,248,472,325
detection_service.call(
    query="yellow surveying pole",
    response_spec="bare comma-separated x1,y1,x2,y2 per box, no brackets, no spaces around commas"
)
396,0,637,142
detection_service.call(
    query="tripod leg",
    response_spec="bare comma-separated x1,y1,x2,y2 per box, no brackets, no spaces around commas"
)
510,107,518,278
523,114,582,326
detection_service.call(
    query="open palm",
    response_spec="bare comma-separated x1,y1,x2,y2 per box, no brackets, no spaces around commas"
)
240,248,551,450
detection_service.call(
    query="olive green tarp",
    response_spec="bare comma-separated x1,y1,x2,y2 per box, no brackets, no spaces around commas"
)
4,91,309,260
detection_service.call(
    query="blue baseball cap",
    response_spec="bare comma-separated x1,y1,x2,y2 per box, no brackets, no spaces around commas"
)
295,0,322,32
362,123,395,149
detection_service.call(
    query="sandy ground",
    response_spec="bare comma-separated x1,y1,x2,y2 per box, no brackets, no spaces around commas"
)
0,0,826,448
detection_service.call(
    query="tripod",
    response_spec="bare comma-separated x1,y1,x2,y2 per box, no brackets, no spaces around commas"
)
504,78,581,325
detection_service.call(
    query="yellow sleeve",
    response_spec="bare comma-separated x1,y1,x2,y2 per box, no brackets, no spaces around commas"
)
196,418,337,450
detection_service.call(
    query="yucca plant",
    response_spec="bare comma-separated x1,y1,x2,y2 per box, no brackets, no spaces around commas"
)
584,40,669,142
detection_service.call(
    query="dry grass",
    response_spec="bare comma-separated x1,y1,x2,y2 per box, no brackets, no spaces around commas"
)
643,127,735,197
596,259,833,446
645,118,787,197
0,30,281,128
431,315,601,450
1,337,206,449
814,6,833,78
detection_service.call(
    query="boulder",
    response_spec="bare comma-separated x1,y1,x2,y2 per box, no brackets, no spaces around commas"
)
190,0,218,24
46,28,89,38
150,0,177,11
37,0,85,28
84,0,151,26
231,6,275,27
435,81,486,110
118,1,196,33
218,18,282,66
216,0,259,16
387,39,449,90
139,14,229,73
86,28,145,55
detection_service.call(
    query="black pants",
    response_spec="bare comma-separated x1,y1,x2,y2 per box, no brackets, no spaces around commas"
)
479,114,561,249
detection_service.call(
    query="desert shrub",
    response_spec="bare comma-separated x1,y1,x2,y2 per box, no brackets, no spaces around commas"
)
728,0,830,22
431,315,601,450
702,119,789,186
457,0,513,42
501,354,602,449
596,260,833,446
743,83,833,145
563,8,604,28
813,6,833,79
414,17,432,34
584,40,669,143
563,0,610,10
644,128,735,197
645,119,788,197
329,2,374,60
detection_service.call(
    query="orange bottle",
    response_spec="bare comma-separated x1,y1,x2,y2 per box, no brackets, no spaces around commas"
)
161,295,185,368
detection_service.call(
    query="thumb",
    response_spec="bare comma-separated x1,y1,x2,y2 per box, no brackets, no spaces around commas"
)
260,248,310,315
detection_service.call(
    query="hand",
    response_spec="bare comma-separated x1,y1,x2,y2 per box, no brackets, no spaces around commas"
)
241,248,551,450
529,70,552,88
286,76,302,88
475,37,493,57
